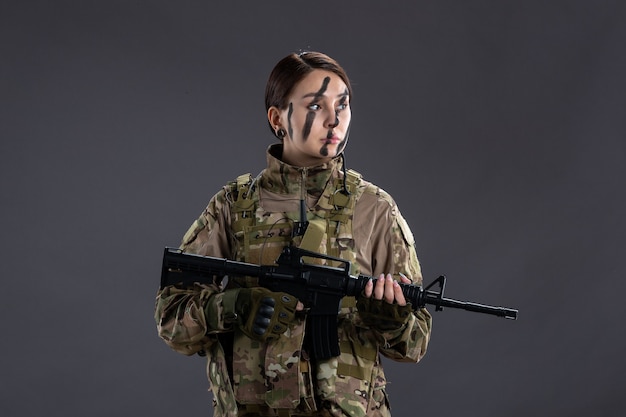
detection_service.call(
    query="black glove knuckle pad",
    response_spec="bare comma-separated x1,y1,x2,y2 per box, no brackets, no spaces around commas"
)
262,296,276,307
252,324,267,336
258,304,275,318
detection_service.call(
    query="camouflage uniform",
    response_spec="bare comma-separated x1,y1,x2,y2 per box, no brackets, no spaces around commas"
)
155,144,432,416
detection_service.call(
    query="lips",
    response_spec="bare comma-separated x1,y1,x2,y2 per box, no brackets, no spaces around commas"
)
324,135,340,144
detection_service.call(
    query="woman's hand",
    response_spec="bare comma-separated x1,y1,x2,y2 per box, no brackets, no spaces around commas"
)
363,273,412,305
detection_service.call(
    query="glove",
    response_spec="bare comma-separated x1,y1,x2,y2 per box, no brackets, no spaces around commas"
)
221,287,299,342
356,296,413,331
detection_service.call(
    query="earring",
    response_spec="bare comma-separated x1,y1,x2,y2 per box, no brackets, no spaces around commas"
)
276,128,286,139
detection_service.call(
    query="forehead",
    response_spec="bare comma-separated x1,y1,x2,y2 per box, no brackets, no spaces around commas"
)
291,69,348,99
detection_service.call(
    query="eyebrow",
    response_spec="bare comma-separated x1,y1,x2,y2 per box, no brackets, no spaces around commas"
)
301,90,349,99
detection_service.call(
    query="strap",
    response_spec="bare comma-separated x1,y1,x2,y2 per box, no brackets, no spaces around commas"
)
337,362,369,380
339,339,378,361
230,173,256,234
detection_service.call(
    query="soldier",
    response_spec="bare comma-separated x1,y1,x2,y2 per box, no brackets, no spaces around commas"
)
155,51,432,417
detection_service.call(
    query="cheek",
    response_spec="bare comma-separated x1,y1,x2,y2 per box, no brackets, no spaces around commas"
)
342,110,352,127
290,113,318,139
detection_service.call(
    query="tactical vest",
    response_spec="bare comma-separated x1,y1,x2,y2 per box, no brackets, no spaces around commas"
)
228,168,364,273
223,167,372,413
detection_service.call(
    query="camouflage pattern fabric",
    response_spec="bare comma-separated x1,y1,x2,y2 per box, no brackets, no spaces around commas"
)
155,144,432,416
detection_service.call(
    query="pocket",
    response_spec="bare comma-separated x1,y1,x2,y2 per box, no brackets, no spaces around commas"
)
206,344,238,416
231,330,266,404
367,362,390,416
318,317,380,417
242,222,292,265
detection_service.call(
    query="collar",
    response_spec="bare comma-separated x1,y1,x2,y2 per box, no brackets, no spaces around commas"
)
259,144,344,197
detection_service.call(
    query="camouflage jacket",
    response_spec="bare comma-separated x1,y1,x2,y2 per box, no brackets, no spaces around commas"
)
155,144,432,417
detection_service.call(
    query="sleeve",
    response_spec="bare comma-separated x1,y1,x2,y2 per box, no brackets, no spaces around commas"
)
366,191,432,363
154,187,237,356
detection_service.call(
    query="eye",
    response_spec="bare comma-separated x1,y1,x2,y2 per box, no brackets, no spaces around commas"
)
337,95,349,111
308,103,321,111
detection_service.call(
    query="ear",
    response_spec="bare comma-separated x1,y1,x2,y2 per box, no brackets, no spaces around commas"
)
267,106,282,130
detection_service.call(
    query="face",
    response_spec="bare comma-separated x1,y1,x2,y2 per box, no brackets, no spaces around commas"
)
269,69,351,167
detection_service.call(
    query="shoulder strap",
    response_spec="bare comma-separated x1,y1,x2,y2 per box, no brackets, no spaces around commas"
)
229,173,257,234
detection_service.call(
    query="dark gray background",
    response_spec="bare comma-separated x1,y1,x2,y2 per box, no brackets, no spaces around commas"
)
1,1,625,416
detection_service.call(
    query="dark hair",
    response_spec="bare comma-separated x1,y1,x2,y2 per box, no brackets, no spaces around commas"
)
265,51,352,136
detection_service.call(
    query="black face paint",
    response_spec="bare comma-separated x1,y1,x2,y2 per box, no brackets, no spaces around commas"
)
335,94,347,126
287,102,294,140
321,132,347,158
327,91,348,138
303,111,316,142
302,76,330,141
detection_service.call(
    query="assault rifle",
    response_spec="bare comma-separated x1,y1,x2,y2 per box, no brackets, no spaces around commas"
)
161,245,518,360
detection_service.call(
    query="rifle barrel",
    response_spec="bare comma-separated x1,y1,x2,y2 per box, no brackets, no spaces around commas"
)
425,293,518,319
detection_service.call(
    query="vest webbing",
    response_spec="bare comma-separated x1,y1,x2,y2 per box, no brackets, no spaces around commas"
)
229,169,363,262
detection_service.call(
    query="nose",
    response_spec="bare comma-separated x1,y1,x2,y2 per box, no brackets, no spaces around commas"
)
325,109,339,129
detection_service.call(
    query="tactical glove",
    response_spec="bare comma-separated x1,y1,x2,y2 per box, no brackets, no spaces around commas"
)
356,297,413,331
221,287,299,342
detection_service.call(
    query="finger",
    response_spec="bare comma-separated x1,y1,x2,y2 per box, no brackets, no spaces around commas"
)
394,280,407,306
364,278,373,297
398,272,412,284
384,274,395,303
296,301,305,311
374,274,385,300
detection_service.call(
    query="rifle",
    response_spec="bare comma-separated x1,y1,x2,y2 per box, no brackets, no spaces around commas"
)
161,245,518,360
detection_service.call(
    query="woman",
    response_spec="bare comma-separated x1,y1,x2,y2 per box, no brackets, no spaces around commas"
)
155,51,432,417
